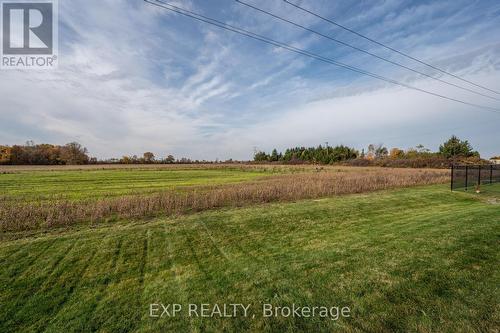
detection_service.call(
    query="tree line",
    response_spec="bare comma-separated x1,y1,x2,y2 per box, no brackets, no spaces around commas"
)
254,145,358,164
0,142,200,165
0,142,217,165
0,141,90,165
253,136,481,164
114,153,211,164
0,136,485,166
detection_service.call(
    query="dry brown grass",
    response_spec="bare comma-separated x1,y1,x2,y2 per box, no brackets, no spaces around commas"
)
0,168,448,232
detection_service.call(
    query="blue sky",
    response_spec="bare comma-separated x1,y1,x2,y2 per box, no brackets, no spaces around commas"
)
1,0,499,159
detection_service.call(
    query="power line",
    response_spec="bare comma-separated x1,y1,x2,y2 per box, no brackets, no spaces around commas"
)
143,0,500,114
283,0,500,96
236,0,500,102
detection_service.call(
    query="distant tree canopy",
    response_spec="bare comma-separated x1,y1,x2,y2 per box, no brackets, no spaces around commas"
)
386,144,436,160
255,136,482,165
0,141,89,165
118,154,180,164
143,152,155,164
254,145,358,164
165,155,175,164
439,135,479,158
60,142,89,165
253,151,270,162
0,135,482,166
367,144,388,159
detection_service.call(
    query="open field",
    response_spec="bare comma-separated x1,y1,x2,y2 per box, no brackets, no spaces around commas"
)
0,168,271,202
0,163,283,172
0,163,376,172
0,164,380,202
0,184,498,332
0,166,448,233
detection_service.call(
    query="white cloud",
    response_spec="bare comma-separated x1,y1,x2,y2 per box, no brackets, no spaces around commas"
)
0,0,499,160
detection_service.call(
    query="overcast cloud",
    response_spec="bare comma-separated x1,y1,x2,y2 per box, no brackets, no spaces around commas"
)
0,0,499,160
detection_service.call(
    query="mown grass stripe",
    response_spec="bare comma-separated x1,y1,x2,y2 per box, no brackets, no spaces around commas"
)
34,246,100,332
38,235,122,332
83,231,150,332
0,185,498,332
2,240,82,332
0,240,54,281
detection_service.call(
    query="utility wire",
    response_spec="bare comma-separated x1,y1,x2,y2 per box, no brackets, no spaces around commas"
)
144,0,500,114
283,0,500,96
236,0,500,102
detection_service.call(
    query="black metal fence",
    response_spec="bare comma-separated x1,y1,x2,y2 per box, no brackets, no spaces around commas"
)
451,164,500,190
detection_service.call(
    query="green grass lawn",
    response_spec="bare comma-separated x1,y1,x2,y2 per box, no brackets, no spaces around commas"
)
452,183,500,204
0,168,269,202
474,182,500,196
1,184,498,332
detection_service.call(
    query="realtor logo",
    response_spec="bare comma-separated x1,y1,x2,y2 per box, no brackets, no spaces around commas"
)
1,0,58,69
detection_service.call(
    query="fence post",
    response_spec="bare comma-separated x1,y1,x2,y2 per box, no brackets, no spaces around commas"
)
491,165,493,184
478,165,481,186
450,165,454,191
465,165,468,190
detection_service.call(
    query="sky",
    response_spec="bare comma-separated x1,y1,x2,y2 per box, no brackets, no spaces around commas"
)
0,0,499,160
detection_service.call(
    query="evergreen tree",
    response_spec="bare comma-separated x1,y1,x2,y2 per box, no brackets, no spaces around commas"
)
439,135,478,158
